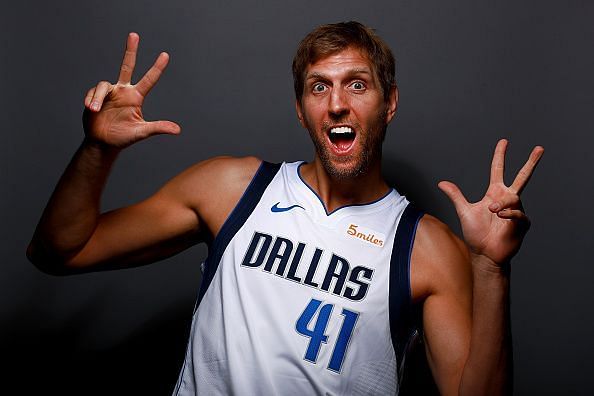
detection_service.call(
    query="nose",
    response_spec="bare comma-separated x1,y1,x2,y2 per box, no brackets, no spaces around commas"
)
328,88,349,118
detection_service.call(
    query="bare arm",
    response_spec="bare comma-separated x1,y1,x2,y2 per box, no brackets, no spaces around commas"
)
411,216,472,395
27,33,184,273
414,139,543,395
28,153,259,274
27,33,261,274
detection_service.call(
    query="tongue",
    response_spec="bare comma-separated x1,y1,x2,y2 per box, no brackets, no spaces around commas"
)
333,136,353,151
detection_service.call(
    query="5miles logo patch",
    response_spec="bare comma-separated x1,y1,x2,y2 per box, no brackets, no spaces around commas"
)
346,224,385,248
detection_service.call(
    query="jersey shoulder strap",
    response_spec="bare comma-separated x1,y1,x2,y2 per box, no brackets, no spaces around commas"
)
196,161,282,307
388,203,424,379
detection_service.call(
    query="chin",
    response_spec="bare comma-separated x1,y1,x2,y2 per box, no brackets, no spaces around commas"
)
308,125,383,181
320,153,370,180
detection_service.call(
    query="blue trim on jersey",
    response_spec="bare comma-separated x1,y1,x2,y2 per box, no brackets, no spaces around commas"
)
174,162,281,396
406,211,423,301
296,162,395,216
388,203,424,379
194,161,282,311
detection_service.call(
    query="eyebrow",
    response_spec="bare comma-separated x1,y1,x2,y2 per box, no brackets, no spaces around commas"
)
305,68,373,81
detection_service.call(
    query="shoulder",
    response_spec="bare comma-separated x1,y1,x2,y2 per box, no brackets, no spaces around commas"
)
410,214,472,301
159,156,263,238
171,154,261,188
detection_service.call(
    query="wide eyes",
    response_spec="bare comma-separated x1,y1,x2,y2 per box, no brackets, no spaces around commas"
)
311,81,366,94
351,81,365,91
313,83,327,93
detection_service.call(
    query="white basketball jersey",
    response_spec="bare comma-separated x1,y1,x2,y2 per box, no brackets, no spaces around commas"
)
173,161,424,396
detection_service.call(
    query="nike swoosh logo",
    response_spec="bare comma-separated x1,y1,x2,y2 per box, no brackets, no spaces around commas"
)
271,202,305,213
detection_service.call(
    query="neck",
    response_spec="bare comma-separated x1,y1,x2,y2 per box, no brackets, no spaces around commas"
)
299,156,390,213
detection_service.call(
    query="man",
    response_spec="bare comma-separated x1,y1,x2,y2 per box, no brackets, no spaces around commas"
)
28,22,543,395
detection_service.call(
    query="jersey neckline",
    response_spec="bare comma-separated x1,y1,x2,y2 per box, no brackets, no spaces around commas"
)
292,161,397,217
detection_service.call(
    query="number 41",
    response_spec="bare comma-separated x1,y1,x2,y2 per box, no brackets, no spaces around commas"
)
295,299,360,373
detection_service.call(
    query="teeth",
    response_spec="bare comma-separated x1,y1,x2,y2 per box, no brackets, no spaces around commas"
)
330,126,353,134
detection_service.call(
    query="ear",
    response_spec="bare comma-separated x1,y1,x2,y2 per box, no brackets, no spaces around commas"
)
385,85,399,124
295,99,306,128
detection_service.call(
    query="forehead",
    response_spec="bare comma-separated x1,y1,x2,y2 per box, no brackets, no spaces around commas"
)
305,46,375,79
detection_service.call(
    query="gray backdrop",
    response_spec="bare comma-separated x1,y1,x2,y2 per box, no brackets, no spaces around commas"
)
2,0,592,394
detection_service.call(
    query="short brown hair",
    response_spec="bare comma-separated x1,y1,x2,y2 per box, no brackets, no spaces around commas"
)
292,21,396,101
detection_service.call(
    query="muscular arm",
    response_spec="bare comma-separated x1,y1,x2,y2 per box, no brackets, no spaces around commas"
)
27,144,201,272
28,143,261,274
412,139,543,395
411,215,473,395
412,216,512,395
27,33,262,274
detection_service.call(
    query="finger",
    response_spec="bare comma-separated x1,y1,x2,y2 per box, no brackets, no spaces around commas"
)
118,32,139,84
84,87,96,109
438,181,470,215
488,194,522,213
135,52,170,97
496,209,531,230
510,145,544,195
489,138,508,185
89,81,114,112
496,209,528,220
136,120,181,139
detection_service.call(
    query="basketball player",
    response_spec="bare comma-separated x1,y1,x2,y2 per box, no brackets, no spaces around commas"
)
28,22,543,395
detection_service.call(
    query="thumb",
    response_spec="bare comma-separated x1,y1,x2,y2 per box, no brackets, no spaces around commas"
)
138,120,181,138
438,181,469,215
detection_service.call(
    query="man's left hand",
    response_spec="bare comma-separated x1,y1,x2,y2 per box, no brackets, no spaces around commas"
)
438,139,544,266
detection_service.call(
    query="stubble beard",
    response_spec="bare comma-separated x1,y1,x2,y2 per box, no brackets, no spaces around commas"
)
307,118,387,181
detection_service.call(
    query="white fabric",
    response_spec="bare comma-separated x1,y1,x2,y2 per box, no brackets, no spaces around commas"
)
174,162,411,396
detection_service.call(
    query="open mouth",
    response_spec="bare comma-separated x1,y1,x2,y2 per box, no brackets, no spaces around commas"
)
328,126,356,153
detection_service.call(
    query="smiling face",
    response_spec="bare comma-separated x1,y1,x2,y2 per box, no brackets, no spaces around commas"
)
296,46,398,180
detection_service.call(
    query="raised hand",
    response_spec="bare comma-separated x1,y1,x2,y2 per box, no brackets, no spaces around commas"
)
438,139,544,265
83,33,180,149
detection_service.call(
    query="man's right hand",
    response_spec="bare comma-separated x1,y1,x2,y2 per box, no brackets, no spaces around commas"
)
28,33,263,275
83,33,180,149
